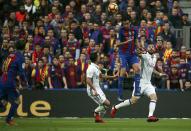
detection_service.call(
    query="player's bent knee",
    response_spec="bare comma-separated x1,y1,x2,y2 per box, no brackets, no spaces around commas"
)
104,99,110,106
132,64,140,73
103,105,109,110
134,67,140,73
130,97,139,104
149,94,157,101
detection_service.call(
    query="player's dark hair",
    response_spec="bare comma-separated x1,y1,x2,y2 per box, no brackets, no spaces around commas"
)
15,40,25,51
147,40,153,45
90,52,98,63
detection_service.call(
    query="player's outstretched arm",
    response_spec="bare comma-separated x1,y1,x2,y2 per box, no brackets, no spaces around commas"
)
153,69,167,77
100,74,118,79
116,39,133,47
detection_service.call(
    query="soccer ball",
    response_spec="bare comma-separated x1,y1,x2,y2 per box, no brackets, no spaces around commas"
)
108,3,118,13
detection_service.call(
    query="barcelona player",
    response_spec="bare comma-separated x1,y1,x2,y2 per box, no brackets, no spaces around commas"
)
0,41,27,125
117,19,141,101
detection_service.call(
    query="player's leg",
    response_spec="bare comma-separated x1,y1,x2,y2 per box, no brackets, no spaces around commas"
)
111,95,140,118
0,88,8,112
6,89,20,126
111,82,143,118
88,89,109,123
148,94,157,116
94,99,110,114
131,55,141,97
118,54,127,101
116,95,139,109
0,99,8,111
94,98,110,123
144,85,159,122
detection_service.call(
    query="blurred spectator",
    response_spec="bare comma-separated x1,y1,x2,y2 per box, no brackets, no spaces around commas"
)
130,11,139,26
65,57,77,88
47,28,60,55
103,28,117,55
159,22,176,48
76,53,88,87
66,32,80,59
16,5,27,23
32,44,43,66
87,39,95,55
163,41,172,63
31,59,47,89
155,35,165,58
169,50,180,65
167,64,184,91
48,6,60,20
169,8,182,28
180,46,187,60
1,40,10,63
185,81,191,91
42,44,52,64
37,0,50,16
179,58,189,84
24,0,37,20
25,34,34,52
48,57,67,89
33,26,45,46
152,59,167,89
59,54,65,69
24,56,32,88
181,13,191,27
172,0,183,16
70,21,83,43
90,23,103,46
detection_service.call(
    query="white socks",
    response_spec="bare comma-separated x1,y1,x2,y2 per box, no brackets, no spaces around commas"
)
115,99,131,109
148,100,156,117
95,105,106,113
114,99,157,117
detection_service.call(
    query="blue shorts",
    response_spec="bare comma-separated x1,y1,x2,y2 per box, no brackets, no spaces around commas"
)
119,53,139,69
0,88,20,102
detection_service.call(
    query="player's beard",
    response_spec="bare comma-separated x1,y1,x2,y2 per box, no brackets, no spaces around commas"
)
148,50,154,55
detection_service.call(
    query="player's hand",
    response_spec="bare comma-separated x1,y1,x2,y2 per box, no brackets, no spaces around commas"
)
92,90,98,96
113,74,118,79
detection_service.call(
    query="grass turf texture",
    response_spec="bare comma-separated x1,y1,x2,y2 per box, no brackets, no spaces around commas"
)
0,118,191,131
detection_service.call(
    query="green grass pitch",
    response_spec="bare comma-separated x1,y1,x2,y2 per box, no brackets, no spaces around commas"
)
0,118,191,131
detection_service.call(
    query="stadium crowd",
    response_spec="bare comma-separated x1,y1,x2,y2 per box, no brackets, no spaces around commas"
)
0,0,190,91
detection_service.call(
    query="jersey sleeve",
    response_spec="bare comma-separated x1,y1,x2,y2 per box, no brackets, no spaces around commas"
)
141,53,148,60
86,66,94,78
153,55,157,66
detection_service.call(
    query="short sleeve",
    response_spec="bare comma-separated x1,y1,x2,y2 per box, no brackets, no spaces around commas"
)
141,53,148,60
86,66,94,78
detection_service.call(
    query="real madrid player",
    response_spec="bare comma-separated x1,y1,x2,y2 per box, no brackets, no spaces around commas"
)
111,43,166,122
86,53,117,123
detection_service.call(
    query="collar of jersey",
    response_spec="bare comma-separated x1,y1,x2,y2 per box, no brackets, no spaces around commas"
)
91,63,99,69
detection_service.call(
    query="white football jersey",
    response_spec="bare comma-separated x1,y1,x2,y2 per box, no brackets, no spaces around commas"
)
140,52,157,84
86,63,101,89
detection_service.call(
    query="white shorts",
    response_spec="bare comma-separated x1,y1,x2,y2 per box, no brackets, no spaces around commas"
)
132,82,156,97
87,88,106,105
